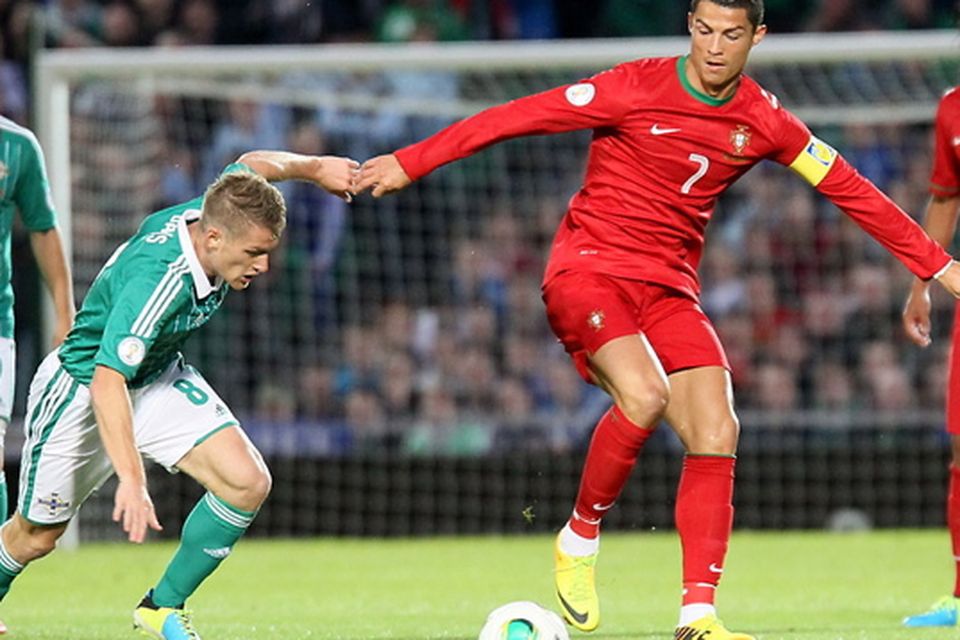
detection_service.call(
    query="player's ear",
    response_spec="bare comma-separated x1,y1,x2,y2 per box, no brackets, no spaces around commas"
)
687,13,694,33
205,225,224,250
752,23,768,46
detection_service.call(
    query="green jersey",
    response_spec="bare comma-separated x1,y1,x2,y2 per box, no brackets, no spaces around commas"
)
59,164,248,387
0,117,58,338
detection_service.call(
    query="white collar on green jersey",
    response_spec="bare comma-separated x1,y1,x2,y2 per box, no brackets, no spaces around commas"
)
177,208,223,299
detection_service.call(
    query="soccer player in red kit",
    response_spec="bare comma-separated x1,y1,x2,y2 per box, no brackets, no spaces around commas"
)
902,86,960,627
357,1,960,638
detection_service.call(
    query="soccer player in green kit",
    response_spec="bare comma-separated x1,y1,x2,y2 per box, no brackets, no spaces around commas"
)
0,150,357,640
0,116,74,635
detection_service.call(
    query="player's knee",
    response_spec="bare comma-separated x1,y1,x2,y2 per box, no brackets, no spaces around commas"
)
248,466,272,506
616,381,670,426
15,525,63,562
691,413,740,455
227,466,271,512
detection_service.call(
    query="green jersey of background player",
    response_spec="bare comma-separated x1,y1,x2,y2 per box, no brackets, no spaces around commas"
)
0,150,357,640
0,116,74,636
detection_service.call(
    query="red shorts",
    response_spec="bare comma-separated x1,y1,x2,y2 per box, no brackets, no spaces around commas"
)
542,271,730,384
948,302,960,434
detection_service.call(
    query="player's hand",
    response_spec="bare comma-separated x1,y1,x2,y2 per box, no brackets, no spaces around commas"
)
356,154,412,198
902,280,933,347
113,478,162,544
315,156,360,202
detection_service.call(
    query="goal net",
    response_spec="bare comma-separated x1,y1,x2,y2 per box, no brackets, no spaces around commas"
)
33,31,960,538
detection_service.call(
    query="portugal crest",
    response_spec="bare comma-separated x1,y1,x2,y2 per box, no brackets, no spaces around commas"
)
729,125,752,156
587,309,605,331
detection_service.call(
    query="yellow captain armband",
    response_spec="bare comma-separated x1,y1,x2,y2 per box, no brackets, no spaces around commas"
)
788,136,838,187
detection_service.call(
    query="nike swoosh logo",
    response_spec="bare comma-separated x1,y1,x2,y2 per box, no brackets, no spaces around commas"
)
593,501,615,511
573,510,601,525
708,562,724,574
556,591,589,625
651,124,682,136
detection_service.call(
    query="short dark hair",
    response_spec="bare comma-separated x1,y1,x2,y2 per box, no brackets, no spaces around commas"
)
690,0,765,29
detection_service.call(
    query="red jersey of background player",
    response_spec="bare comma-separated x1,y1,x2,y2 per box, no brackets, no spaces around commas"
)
396,55,950,299
931,86,960,199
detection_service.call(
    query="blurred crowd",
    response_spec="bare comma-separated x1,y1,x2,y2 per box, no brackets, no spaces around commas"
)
1,0,958,122
5,0,959,456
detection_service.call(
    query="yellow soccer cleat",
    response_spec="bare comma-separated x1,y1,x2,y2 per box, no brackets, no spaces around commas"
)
554,536,599,632
133,591,201,640
674,614,754,640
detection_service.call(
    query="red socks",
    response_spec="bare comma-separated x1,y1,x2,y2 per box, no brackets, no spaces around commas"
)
676,454,736,606
949,464,960,598
568,405,655,539
567,410,736,609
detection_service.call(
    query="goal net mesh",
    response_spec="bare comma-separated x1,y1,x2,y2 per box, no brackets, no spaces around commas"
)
34,34,960,537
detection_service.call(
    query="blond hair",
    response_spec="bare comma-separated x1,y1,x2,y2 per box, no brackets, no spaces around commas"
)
201,171,286,238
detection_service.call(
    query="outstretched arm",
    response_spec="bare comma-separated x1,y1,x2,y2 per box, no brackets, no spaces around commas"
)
90,365,162,543
902,195,960,346
236,150,360,201
29,227,74,347
356,65,635,196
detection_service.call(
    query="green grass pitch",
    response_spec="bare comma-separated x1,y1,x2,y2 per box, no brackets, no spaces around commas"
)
1,530,954,639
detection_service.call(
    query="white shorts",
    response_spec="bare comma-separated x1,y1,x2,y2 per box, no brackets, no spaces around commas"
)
0,337,15,428
18,351,240,525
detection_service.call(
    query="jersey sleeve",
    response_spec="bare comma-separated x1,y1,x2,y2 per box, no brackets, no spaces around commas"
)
13,132,57,232
395,64,636,181
94,270,187,380
773,108,951,279
221,161,252,177
930,92,960,198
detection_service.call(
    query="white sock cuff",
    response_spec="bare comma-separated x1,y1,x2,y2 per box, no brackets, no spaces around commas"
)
558,522,600,557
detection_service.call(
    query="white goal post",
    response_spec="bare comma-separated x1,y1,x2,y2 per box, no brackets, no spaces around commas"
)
32,29,960,265
28,29,960,541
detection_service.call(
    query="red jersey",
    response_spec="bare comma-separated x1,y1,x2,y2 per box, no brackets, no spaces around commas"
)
396,56,951,299
931,86,960,198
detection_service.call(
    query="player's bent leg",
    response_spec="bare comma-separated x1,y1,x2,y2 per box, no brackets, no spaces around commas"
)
0,427,8,633
136,425,269,639
664,367,746,634
902,436,960,628
553,334,668,633
0,515,67,599
949,435,960,599
0,515,67,635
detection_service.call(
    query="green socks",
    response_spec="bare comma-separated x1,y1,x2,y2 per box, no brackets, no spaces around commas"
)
0,527,23,602
152,492,255,607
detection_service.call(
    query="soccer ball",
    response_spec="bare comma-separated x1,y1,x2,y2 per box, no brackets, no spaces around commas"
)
477,601,570,640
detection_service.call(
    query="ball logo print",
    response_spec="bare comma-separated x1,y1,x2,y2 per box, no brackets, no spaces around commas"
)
117,336,146,366
478,602,569,640
565,83,596,107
